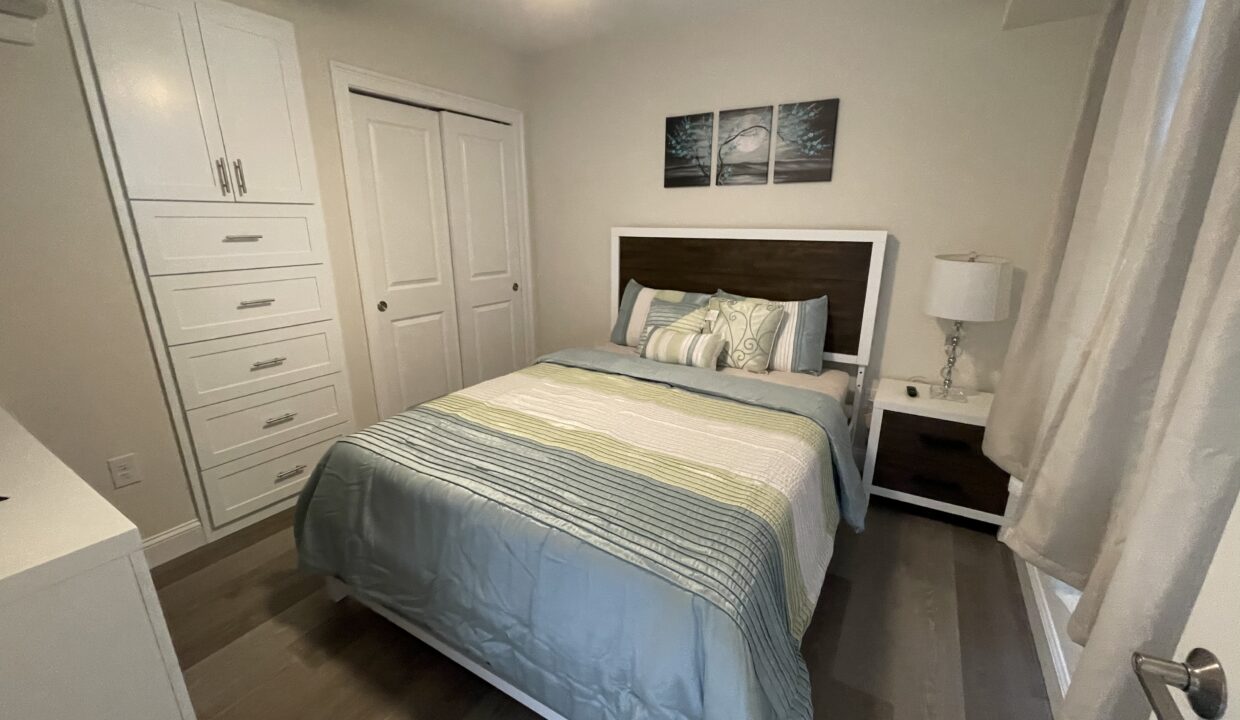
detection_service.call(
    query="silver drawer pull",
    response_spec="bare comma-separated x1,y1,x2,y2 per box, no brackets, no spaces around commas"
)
238,298,275,308
215,158,231,196
233,158,248,196
250,356,287,370
223,234,263,242
263,412,297,428
275,464,307,482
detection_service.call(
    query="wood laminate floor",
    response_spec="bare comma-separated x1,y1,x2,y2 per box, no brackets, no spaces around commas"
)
153,501,1051,720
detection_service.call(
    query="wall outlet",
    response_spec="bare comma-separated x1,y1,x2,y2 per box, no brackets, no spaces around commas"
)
107,453,142,489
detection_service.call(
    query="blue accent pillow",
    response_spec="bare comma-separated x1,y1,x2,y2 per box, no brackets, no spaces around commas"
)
610,280,711,347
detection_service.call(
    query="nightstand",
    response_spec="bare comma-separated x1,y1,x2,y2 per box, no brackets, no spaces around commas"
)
863,378,1010,525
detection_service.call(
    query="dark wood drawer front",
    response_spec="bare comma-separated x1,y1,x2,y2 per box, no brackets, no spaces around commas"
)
873,410,1009,515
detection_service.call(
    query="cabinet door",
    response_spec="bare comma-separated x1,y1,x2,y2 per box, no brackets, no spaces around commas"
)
196,2,318,204
80,0,232,202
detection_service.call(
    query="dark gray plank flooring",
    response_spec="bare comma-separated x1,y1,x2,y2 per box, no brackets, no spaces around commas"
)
154,501,1050,720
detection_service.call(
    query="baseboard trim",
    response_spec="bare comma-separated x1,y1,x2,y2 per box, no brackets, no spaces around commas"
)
143,520,207,567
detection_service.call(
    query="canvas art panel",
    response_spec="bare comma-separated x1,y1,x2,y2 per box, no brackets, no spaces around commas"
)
664,112,714,187
716,106,772,185
774,99,839,183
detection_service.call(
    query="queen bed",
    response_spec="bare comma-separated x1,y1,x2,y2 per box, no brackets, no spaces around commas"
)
295,227,888,720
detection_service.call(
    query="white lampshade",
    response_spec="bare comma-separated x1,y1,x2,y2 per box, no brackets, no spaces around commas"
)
924,253,1012,322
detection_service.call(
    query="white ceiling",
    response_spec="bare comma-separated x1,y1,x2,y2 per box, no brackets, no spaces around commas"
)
396,0,766,56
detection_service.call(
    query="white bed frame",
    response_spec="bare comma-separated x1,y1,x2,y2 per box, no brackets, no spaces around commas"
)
610,226,889,439
325,578,569,719
327,227,889,720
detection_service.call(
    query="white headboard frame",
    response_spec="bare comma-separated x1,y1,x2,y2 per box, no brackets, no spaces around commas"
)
609,226,889,434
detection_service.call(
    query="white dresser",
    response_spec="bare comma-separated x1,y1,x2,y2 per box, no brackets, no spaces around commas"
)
66,0,353,540
0,407,194,720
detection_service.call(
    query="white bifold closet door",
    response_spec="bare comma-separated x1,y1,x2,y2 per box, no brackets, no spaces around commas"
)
350,94,463,419
349,93,528,419
439,112,529,388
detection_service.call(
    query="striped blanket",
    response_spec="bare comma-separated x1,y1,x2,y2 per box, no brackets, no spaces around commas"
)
296,349,865,720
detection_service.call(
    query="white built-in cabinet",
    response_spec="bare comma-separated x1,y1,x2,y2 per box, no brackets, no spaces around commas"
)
80,0,317,204
70,0,351,539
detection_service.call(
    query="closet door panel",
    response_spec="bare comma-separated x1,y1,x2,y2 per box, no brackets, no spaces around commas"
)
349,94,463,418
197,2,317,204
80,0,229,201
440,112,529,387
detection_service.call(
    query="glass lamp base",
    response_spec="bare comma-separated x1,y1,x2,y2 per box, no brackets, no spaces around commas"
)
928,384,968,402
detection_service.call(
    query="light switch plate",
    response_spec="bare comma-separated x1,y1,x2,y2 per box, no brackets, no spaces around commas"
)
107,453,142,489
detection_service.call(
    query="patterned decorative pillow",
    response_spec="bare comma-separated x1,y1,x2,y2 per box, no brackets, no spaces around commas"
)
634,299,710,355
706,297,786,373
640,328,725,369
611,279,711,347
716,290,829,375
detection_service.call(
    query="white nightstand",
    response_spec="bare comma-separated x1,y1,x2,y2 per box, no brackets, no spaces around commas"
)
863,378,1009,524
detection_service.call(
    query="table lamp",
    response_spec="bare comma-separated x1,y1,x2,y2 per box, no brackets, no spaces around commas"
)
923,252,1012,401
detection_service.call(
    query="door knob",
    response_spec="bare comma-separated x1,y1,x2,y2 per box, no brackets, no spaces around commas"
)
1134,648,1227,719
512,282,519,291
377,300,388,312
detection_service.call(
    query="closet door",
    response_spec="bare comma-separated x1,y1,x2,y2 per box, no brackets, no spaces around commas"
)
350,94,463,418
440,112,530,387
80,0,231,201
196,2,317,204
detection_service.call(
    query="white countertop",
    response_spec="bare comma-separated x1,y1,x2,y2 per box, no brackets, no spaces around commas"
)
0,407,140,605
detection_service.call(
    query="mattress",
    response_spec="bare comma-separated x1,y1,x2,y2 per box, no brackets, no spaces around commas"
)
296,348,866,720
597,341,852,403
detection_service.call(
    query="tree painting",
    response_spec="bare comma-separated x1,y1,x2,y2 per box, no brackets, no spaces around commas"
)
664,112,713,187
716,106,772,185
774,99,839,183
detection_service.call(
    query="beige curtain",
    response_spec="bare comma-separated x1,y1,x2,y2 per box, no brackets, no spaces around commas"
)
984,0,1240,716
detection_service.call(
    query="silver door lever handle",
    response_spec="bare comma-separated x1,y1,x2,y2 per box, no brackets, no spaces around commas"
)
1134,648,1227,719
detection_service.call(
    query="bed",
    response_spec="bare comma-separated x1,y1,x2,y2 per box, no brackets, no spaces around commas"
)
296,227,888,720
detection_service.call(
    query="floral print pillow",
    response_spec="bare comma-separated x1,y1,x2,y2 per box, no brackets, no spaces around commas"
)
707,297,786,373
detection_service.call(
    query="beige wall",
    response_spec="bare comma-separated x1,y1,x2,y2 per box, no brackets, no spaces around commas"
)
0,0,1098,541
0,11,199,538
0,0,526,537
525,0,1102,391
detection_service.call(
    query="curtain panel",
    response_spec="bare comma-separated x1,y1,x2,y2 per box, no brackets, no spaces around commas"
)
984,0,1240,716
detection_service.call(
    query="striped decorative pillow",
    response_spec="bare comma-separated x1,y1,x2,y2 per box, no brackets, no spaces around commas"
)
635,299,710,355
640,328,725,369
611,279,712,347
715,290,829,375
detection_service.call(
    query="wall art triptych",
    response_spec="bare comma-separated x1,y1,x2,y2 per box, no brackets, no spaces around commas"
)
664,99,839,188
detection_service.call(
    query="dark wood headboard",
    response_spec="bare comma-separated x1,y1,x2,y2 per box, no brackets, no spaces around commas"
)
612,228,887,365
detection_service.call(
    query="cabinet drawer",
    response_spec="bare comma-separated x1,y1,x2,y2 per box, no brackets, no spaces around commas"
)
133,201,326,274
202,428,342,526
169,321,344,409
151,265,336,345
872,410,1009,516
187,374,350,469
